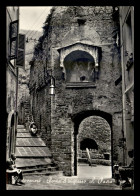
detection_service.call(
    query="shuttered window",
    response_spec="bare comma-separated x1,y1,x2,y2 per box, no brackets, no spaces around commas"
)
16,34,25,69
9,20,19,59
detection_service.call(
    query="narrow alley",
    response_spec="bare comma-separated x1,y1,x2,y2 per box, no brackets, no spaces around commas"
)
6,6,134,191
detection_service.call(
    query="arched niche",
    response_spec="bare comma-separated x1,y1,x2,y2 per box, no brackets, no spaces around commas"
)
57,42,101,82
64,50,95,82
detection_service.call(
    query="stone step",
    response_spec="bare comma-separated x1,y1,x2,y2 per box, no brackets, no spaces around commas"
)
23,171,64,176
21,166,57,173
16,138,46,147
15,125,60,176
16,147,52,158
16,158,52,168
17,129,28,133
47,166,58,171
17,132,40,138
17,125,25,129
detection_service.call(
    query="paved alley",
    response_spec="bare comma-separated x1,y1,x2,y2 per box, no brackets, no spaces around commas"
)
6,175,121,190
7,165,121,190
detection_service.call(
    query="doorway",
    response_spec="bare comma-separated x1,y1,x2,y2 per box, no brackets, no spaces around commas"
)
72,110,113,178
7,111,17,160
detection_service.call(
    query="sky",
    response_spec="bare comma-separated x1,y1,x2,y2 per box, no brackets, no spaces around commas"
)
19,6,52,33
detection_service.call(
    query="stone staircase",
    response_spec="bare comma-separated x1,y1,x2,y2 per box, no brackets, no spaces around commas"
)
23,100,32,123
15,125,63,176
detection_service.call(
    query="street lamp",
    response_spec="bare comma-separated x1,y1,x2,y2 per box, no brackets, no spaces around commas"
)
46,69,55,95
49,83,55,95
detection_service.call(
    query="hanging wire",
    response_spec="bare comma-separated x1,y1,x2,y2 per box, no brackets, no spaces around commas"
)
28,16,49,39
25,7,49,38
25,8,52,44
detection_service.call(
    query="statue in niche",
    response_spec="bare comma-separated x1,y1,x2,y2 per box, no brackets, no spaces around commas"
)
63,49,101,83
78,60,89,82
71,62,80,82
68,59,98,82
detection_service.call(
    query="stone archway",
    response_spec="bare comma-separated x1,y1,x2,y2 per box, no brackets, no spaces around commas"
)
77,116,112,178
71,110,113,176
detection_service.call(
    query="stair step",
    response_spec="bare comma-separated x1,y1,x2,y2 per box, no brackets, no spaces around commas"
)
16,158,52,168
16,138,46,147
17,125,25,129
17,133,40,138
23,171,63,176
17,164,51,170
17,129,28,133
47,166,58,171
22,167,56,173
15,125,60,176
16,147,52,157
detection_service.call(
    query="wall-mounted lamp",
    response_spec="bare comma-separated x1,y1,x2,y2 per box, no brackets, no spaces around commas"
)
46,69,55,95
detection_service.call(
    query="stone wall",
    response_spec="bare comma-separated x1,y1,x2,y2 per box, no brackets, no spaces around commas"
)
29,6,123,176
6,69,17,114
119,6,134,166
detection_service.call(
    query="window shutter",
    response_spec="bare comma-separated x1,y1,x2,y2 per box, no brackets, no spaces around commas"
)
16,34,25,69
9,20,19,60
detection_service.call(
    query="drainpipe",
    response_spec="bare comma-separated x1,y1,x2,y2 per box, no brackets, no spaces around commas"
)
15,67,18,114
14,7,20,154
119,7,127,166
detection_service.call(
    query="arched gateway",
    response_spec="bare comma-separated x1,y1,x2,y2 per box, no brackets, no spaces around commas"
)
71,110,113,176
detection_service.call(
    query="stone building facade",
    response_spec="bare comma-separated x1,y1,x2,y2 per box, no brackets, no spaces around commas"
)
29,6,123,176
6,7,19,160
119,6,134,165
6,7,25,160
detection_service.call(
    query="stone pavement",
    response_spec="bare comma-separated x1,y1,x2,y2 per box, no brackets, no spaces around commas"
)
77,164,112,178
6,175,121,190
6,165,122,190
